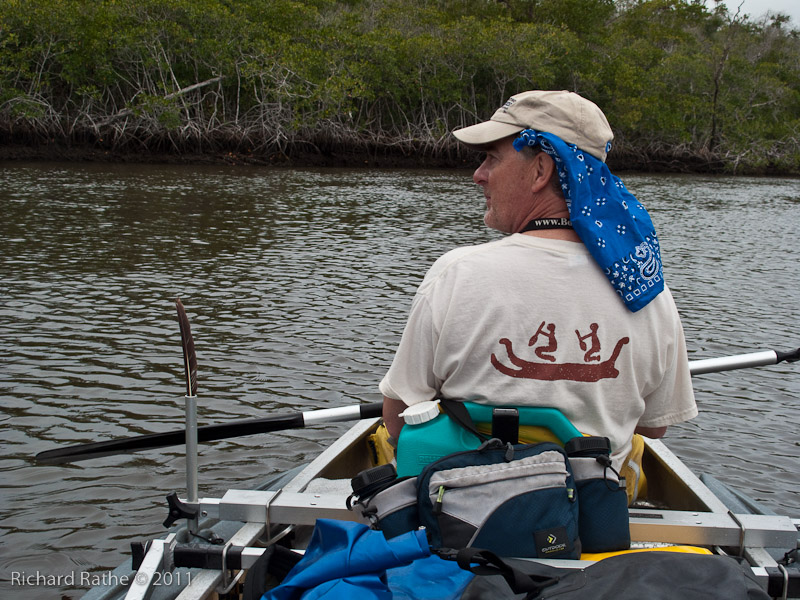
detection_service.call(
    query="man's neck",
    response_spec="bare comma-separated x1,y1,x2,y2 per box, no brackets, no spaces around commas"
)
521,229,582,242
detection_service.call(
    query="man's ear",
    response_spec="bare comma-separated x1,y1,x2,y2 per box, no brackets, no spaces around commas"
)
529,152,557,194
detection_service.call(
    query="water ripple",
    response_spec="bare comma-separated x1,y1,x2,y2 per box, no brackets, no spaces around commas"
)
1,164,798,598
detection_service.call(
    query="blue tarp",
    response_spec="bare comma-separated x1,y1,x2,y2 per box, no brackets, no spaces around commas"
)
261,519,473,600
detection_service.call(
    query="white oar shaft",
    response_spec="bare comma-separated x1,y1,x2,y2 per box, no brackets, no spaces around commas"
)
689,350,778,376
302,404,375,426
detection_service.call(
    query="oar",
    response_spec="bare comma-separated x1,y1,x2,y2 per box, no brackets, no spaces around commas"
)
688,347,798,376
35,402,384,465
35,345,797,466
36,300,382,466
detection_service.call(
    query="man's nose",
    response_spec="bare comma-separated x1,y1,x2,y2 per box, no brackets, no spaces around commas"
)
473,161,487,186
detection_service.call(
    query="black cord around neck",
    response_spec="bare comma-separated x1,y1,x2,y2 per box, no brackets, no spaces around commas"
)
520,218,573,232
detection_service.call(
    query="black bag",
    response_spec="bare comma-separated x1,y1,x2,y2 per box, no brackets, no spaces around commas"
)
564,436,630,553
417,440,581,559
439,400,630,554
351,439,581,559
348,470,420,538
351,402,630,556
451,548,771,600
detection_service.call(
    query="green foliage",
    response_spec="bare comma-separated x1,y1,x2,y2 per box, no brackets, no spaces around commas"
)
0,0,798,172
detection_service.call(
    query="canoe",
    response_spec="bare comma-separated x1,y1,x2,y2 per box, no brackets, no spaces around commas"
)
82,415,799,600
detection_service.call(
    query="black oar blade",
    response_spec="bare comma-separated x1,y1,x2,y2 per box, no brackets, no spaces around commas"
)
35,430,188,465
34,414,305,465
776,347,800,364
34,403,382,465
176,299,198,397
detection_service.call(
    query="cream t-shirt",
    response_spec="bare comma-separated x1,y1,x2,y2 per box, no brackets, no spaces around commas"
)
380,234,697,468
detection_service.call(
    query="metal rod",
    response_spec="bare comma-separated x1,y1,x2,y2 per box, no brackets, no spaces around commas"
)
185,394,199,534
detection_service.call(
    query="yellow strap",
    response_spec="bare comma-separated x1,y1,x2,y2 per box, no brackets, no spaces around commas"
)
582,545,712,561
620,433,647,505
367,422,396,466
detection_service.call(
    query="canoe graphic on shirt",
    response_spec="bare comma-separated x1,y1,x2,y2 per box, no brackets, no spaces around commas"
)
491,332,630,382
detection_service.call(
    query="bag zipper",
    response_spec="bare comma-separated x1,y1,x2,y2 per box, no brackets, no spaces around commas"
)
433,485,446,515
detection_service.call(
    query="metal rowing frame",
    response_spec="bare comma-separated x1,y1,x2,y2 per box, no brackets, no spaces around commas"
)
125,421,799,600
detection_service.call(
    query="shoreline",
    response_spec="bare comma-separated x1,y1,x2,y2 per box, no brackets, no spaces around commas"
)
1,141,797,176
0,141,472,170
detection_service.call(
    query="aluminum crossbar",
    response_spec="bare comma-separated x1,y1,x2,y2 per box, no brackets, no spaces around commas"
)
182,490,798,549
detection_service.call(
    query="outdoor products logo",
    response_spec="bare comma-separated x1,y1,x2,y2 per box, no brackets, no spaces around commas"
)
535,527,570,556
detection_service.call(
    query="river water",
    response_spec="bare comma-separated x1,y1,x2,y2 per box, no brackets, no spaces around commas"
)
1,162,798,598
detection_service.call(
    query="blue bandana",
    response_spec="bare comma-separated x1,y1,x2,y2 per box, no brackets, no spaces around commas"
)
513,129,664,312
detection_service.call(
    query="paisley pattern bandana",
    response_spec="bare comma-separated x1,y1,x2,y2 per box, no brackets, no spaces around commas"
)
513,129,664,312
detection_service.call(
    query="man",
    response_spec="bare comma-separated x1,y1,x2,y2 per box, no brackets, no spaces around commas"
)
380,90,697,474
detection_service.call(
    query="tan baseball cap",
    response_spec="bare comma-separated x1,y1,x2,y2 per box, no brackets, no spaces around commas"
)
452,90,614,162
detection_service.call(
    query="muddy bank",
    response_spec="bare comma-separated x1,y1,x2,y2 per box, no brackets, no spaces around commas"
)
0,139,476,170
1,138,796,176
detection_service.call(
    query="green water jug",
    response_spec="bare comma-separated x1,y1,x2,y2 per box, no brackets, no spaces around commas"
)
394,400,583,477
395,400,482,477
